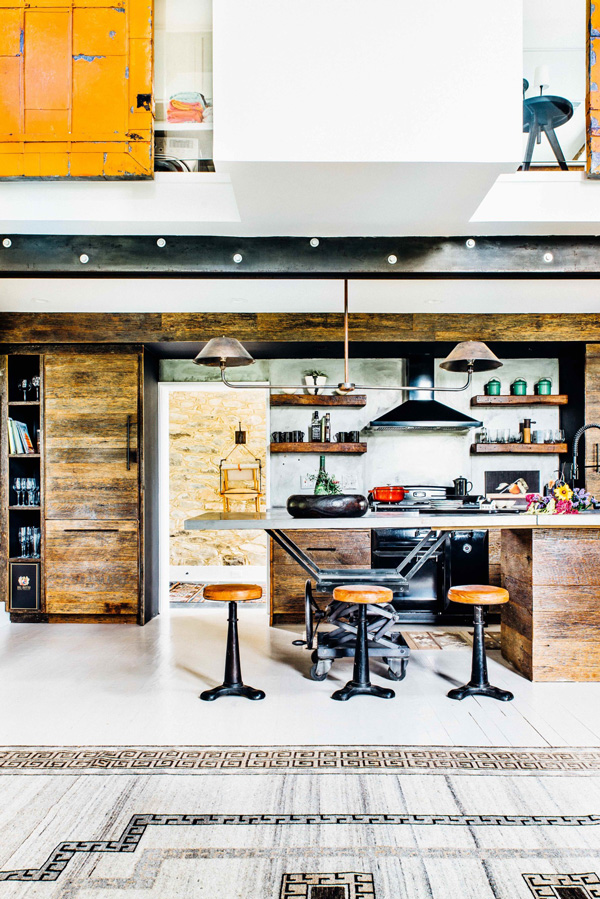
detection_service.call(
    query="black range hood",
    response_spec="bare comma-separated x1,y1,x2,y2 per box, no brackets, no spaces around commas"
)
369,356,483,431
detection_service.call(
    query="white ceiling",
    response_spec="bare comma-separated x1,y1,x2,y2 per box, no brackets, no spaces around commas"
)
2,277,599,313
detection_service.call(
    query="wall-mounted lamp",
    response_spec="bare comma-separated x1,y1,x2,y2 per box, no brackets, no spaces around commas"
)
193,280,502,394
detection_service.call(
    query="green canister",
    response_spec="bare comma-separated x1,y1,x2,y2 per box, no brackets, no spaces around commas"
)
484,377,501,396
534,377,552,395
510,378,528,396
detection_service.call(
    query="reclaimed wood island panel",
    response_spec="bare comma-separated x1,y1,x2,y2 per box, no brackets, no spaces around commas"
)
501,527,600,681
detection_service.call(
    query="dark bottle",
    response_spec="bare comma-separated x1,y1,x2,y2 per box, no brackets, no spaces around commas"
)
310,412,321,442
314,455,328,495
324,413,331,443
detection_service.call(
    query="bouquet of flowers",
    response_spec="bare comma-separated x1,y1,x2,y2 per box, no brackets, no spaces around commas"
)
525,482,593,515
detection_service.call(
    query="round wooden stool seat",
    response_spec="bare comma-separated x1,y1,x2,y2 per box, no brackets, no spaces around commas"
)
448,584,509,606
333,584,393,605
203,584,263,602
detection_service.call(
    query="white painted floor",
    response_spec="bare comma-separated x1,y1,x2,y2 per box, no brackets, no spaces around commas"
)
1,607,600,748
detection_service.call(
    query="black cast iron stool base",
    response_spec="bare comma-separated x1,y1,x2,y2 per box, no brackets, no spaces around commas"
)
448,603,513,703
331,594,395,702
200,598,265,702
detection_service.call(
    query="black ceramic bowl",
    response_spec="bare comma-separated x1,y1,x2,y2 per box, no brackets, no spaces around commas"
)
287,494,368,518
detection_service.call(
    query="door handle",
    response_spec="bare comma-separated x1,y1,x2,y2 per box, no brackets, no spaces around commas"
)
63,529,119,533
126,415,131,470
306,547,338,552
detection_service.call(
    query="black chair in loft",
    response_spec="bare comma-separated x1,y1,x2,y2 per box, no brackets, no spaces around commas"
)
522,75,574,171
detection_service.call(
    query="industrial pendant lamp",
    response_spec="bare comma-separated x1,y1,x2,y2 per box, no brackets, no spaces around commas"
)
193,281,502,392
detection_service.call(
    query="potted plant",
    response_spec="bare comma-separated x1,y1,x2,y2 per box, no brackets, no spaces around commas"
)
304,369,328,395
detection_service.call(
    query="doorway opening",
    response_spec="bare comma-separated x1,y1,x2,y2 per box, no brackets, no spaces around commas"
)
158,382,269,613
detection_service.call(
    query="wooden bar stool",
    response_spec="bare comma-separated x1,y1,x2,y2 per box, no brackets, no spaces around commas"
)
446,585,513,702
200,584,265,702
330,585,395,702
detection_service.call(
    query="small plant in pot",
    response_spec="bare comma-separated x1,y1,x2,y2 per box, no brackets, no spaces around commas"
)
304,369,328,395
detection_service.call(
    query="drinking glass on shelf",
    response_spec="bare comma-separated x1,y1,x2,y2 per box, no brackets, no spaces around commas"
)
510,431,522,444
31,528,41,558
554,428,565,444
26,478,36,506
12,477,22,506
495,428,510,444
532,430,543,443
18,527,28,558
543,429,554,444
18,378,28,401
31,376,40,401
476,428,488,444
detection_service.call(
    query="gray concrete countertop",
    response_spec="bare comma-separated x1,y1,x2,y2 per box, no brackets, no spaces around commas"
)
185,509,600,530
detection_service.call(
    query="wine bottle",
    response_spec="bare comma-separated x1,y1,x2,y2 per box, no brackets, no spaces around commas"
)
314,455,329,495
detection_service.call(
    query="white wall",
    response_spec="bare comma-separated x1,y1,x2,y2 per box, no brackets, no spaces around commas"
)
4,276,600,313
213,0,523,163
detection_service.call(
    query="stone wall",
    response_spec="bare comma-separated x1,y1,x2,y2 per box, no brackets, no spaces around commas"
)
169,388,267,568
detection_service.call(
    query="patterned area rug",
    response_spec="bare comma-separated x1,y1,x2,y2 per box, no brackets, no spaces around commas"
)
1,745,600,897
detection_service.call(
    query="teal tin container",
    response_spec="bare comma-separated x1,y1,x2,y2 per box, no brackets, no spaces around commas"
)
510,378,528,396
534,377,552,395
484,378,501,396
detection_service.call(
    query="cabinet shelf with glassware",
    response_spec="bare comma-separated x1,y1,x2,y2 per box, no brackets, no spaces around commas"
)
3,354,44,613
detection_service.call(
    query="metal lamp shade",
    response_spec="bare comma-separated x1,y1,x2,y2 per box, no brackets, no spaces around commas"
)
439,341,502,373
193,336,255,367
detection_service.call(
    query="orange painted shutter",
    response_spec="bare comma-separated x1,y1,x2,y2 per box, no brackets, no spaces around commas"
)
0,0,153,179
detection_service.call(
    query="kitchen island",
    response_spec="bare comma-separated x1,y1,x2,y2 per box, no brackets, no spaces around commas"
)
186,510,600,683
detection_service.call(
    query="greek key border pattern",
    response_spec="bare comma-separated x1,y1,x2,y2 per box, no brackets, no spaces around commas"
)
281,871,376,898
523,872,600,898
2,812,600,883
1,746,600,775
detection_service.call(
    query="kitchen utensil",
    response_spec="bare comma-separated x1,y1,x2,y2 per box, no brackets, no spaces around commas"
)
534,377,552,395
476,428,488,443
511,378,527,396
453,476,473,496
287,494,368,518
484,377,501,396
370,486,406,502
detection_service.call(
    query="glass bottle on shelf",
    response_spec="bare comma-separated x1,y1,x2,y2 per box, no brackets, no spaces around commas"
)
310,412,321,442
324,413,331,443
314,455,329,495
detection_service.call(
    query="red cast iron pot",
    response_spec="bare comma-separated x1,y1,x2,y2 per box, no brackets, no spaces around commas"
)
370,486,406,502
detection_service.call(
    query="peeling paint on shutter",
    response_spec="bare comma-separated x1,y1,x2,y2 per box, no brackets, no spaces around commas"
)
0,0,153,179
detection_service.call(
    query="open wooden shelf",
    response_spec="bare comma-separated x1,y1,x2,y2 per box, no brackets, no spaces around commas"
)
8,453,40,458
9,557,40,563
471,394,568,406
270,442,367,454
471,443,568,454
270,394,367,407
8,506,40,511
8,400,41,406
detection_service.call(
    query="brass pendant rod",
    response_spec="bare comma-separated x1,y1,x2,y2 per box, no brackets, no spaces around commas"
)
344,278,350,385
219,364,473,392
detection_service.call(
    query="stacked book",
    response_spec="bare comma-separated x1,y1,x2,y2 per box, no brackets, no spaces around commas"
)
8,419,35,454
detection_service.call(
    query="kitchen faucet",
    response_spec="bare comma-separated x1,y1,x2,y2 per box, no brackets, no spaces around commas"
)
572,423,600,482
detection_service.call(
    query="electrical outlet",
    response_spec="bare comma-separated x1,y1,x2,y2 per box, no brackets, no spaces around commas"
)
343,474,359,491
300,475,311,490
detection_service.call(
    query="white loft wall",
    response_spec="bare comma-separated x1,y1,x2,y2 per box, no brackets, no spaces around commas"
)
213,0,523,163
4,277,600,313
